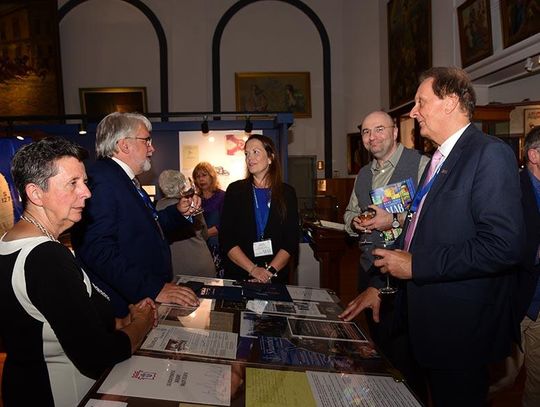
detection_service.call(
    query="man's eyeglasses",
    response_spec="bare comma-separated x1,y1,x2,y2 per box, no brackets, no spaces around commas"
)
126,136,153,147
358,125,395,137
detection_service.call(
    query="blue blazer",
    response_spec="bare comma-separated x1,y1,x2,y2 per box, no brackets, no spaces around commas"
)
403,124,525,369
514,169,540,321
71,158,193,317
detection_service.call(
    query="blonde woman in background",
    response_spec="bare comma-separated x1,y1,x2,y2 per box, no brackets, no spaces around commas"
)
193,162,226,277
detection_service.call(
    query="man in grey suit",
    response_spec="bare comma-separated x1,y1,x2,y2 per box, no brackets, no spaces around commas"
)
368,67,524,406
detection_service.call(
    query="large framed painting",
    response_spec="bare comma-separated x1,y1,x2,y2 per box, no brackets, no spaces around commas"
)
79,87,147,119
500,0,540,49
387,0,432,108
0,0,64,116
235,72,311,118
457,0,493,67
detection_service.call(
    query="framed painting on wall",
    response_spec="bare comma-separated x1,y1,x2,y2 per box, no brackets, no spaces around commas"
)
387,0,432,108
235,72,311,118
500,0,540,49
347,132,371,175
79,87,147,119
457,0,493,67
0,0,64,116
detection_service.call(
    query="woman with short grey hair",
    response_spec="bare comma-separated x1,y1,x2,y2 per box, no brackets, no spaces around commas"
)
157,169,216,277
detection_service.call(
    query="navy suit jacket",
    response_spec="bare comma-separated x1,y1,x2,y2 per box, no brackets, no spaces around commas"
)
515,169,540,321
71,158,193,317
403,124,524,369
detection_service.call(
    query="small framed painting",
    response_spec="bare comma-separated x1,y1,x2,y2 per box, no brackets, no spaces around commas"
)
79,87,147,119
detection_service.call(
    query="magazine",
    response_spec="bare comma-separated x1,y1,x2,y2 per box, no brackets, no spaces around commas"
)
369,178,416,241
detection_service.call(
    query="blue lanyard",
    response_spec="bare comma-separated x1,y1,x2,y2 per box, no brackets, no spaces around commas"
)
409,164,443,213
253,187,270,240
134,182,159,220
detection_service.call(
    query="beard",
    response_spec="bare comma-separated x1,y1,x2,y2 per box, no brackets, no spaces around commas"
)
142,158,151,172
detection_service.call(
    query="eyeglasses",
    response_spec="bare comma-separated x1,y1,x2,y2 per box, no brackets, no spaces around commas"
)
126,136,153,147
358,125,395,137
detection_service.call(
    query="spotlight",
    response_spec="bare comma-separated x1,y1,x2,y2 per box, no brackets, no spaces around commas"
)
16,135,24,141
525,57,534,72
244,117,253,134
78,120,87,135
201,116,209,134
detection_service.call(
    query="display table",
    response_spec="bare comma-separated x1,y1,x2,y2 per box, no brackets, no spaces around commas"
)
78,276,421,407
304,222,360,305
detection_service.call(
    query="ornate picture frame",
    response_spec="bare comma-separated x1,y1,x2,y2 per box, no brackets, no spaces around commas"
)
500,0,540,49
79,87,147,119
457,0,493,67
235,72,311,118
387,0,432,108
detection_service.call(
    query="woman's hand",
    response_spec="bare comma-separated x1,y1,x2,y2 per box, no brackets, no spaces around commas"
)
249,266,273,284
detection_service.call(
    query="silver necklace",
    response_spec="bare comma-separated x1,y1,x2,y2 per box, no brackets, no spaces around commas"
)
20,214,59,243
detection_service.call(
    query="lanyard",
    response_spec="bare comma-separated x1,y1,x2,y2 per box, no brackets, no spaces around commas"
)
253,187,270,240
409,163,443,213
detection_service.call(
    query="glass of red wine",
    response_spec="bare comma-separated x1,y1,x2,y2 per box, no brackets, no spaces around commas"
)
180,177,204,216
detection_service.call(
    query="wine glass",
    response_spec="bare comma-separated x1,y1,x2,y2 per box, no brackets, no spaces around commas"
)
180,177,204,216
374,240,398,295
358,207,376,245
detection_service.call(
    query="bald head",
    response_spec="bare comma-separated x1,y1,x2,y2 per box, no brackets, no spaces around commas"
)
360,111,398,163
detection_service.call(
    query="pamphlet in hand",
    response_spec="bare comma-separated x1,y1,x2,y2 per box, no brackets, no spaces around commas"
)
370,177,416,241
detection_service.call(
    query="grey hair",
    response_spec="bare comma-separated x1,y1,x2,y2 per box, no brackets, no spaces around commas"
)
158,170,186,198
95,112,152,158
11,137,87,207
525,126,540,163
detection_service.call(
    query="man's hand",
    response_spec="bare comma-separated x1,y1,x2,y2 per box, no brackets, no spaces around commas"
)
339,287,382,322
352,205,393,233
176,194,202,216
156,282,200,307
373,248,412,279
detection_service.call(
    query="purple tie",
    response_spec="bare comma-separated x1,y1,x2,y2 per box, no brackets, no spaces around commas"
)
403,149,443,251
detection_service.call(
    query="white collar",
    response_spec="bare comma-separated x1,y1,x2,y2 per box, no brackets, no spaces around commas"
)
111,157,136,180
438,123,471,159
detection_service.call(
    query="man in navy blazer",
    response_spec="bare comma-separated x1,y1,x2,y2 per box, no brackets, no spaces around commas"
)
72,112,199,317
370,68,525,406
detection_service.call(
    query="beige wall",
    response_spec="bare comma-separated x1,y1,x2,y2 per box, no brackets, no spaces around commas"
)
58,0,540,178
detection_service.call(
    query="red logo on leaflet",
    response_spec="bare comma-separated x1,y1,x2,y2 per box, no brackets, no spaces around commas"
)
132,370,157,380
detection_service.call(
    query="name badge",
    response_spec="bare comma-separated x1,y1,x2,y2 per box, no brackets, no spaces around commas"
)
253,239,273,257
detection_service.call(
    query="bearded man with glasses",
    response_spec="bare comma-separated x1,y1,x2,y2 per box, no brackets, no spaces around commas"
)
72,112,200,318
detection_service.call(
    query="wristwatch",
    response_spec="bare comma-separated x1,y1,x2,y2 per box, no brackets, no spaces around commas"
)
266,265,278,277
392,213,400,229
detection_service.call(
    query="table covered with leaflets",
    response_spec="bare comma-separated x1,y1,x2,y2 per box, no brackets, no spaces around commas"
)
78,276,422,407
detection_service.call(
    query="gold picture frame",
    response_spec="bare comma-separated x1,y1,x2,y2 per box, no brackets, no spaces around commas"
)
79,87,148,119
457,0,493,67
235,72,311,118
